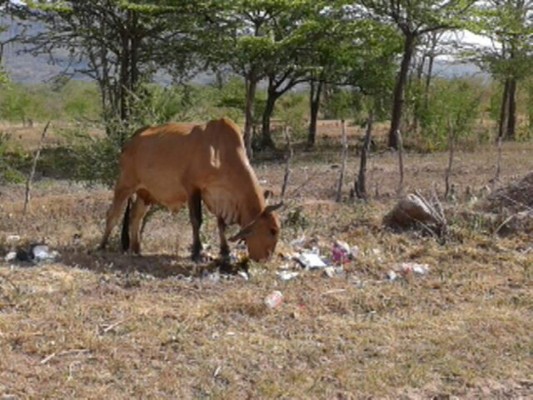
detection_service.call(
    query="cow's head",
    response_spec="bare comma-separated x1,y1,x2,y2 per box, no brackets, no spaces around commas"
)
230,203,282,262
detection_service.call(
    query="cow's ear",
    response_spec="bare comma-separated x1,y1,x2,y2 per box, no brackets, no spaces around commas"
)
264,189,274,200
229,224,254,242
264,202,283,214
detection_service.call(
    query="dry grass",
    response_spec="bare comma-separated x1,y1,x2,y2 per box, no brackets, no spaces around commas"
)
1,138,532,399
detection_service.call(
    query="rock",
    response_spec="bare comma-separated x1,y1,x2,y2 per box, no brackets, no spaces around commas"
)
383,193,442,230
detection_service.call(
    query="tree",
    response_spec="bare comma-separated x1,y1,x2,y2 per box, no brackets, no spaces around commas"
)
23,0,201,141
200,0,278,157
0,0,24,84
203,0,324,157
258,0,327,149
358,0,477,148
301,9,400,148
467,0,532,140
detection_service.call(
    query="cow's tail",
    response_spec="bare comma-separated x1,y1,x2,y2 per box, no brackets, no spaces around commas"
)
121,198,132,252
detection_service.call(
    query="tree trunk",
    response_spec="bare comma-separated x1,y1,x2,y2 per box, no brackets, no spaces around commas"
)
355,109,374,200
424,53,435,110
506,78,517,139
261,80,278,150
244,75,257,159
388,33,416,149
498,79,510,139
307,80,323,148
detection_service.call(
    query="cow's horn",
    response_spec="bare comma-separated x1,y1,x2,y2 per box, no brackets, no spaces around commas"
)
229,224,254,242
264,202,283,214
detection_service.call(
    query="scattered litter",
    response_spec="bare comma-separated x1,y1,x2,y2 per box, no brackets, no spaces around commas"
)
32,245,59,262
331,240,359,265
264,290,284,309
388,262,430,281
277,271,299,281
203,270,221,283
296,250,328,269
4,251,17,262
322,288,347,296
323,267,336,278
332,241,349,265
6,235,20,244
387,270,399,282
237,271,249,281
323,266,345,278
4,243,60,265
278,263,292,270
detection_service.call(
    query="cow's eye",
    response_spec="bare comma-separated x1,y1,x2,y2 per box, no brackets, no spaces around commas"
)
270,228,278,236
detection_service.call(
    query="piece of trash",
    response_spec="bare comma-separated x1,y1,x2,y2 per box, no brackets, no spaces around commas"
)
203,271,220,283
278,263,292,270
7,243,60,264
277,271,299,281
350,246,360,259
396,262,430,276
237,271,249,281
4,251,17,262
32,245,59,262
387,270,399,281
323,266,345,278
388,262,430,281
332,241,350,265
6,235,20,244
322,288,347,295
296,251,328,269
264,290,284,309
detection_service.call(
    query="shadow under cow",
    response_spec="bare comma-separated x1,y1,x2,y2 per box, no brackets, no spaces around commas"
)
57,247,221,279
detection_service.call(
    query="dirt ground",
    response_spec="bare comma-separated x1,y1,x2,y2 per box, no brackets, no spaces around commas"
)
0,130,532,399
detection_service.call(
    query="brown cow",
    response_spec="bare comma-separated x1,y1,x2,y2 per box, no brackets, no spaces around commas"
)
99,118,282,262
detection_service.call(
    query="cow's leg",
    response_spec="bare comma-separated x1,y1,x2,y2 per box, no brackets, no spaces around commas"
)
188,190,203,262
129,196,150,255
99,186,133,250
217,217,230,260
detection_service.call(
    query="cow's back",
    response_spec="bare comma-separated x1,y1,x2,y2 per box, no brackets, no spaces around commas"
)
118,118,258,213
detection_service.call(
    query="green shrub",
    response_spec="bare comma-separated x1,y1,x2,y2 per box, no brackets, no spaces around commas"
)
58,125,121,187
419,79,483,151
0,132,28,184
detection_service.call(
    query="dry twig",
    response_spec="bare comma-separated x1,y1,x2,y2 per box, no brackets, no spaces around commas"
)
355,110,374,200
444,118,455,200
23,120,51,215
280,125,293,200
492,136,503,191
336,119,348,202
396,130,404,196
